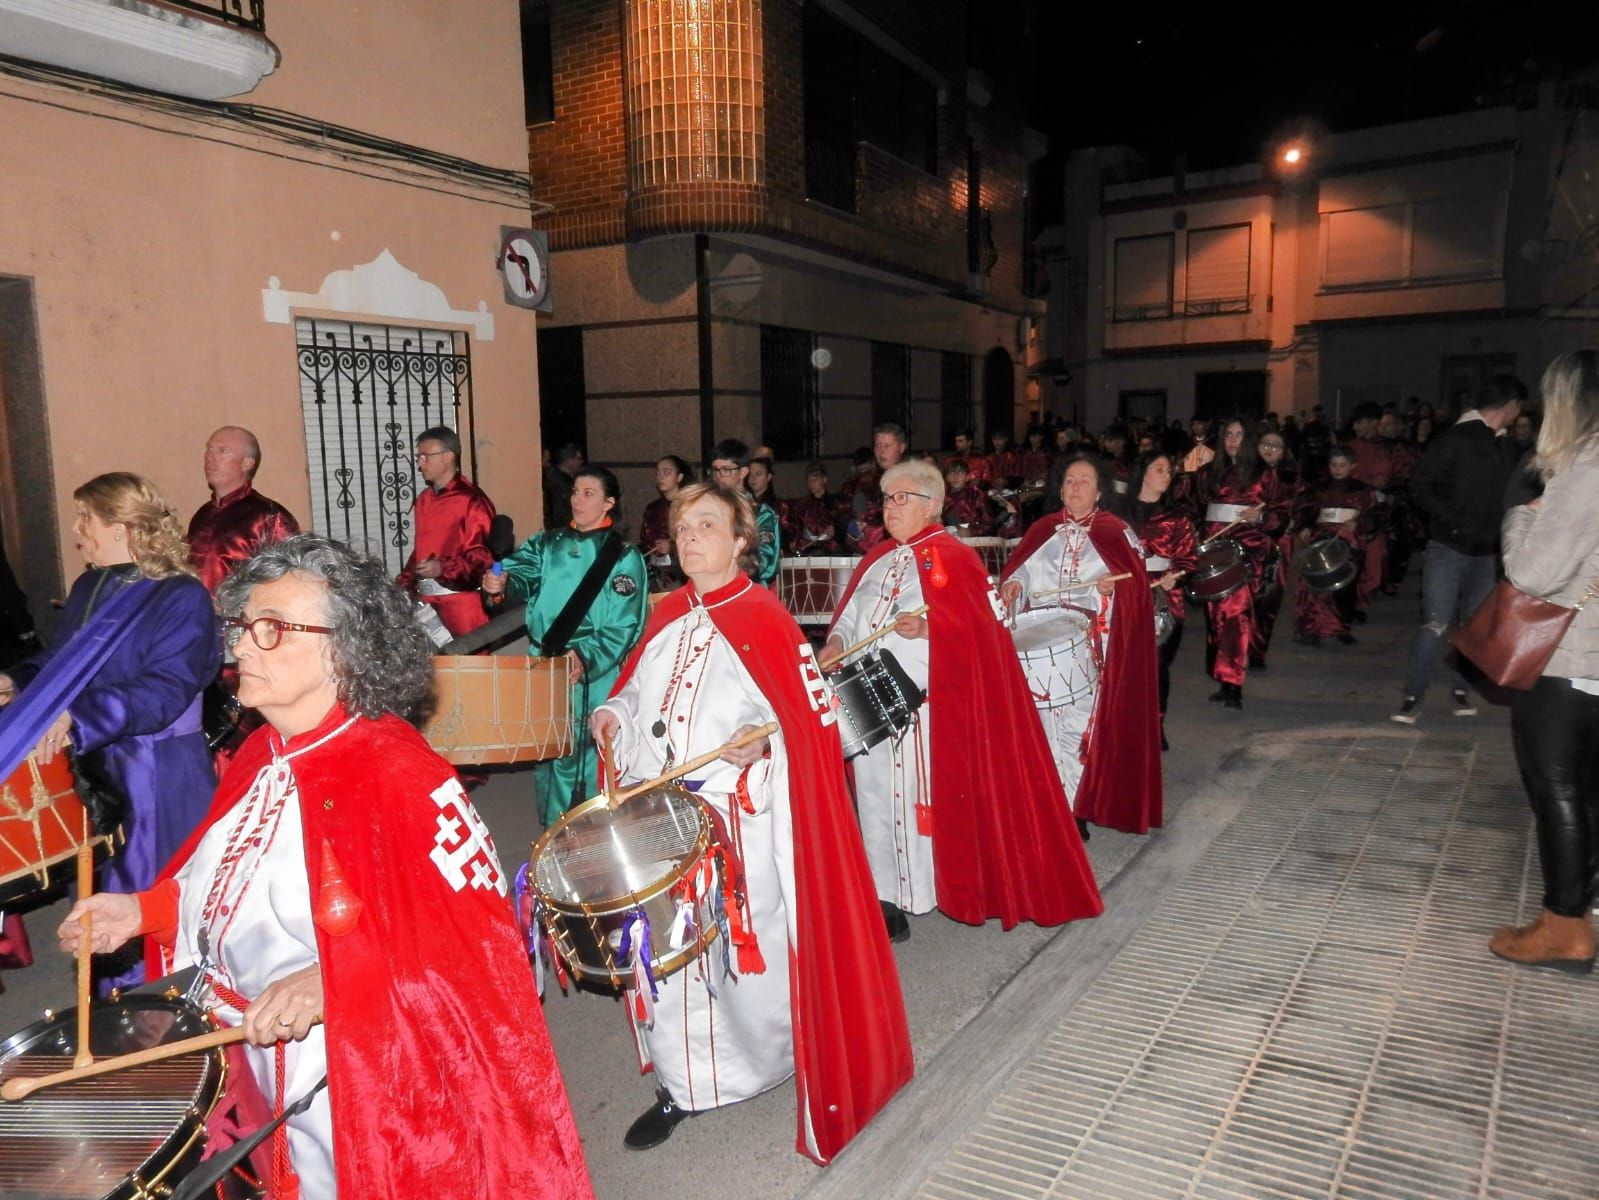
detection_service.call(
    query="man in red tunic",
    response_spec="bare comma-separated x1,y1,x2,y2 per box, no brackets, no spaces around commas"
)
187,426,300,593
1346,403,1400,614
395,426,496,637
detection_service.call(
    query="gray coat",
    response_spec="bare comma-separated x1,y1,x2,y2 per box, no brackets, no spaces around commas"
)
1501,447,1599,680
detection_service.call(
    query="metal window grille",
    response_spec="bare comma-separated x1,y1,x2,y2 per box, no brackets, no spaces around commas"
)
295,318,474,575
760,325,820,460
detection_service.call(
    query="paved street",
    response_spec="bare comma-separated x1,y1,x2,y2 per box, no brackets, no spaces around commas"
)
3,583,1592,1200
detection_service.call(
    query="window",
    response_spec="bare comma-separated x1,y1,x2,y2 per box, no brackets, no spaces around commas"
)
803,5,939,211
940,351,972,449
871,341,911,438
760,325,820,460
1323,205,1406,287
1184,224,1251,315
1321,194,1502,290
520,0,554,126
1112,234,1174,321
296,319,472,575
1412,194,1500,280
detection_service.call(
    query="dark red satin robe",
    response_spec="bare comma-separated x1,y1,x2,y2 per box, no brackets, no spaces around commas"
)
1131,500,1198,716
1293,479,1378,638
942,482,995,533
1189,466,1271,688
1250,466,1302,661
187,484,300,594
394,474,495,636
783,492,845,555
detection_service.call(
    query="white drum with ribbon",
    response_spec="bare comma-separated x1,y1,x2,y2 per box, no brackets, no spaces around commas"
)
1010,606,1097,709
777,556,860,627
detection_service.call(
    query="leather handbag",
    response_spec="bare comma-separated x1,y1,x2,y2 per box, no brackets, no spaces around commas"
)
1451,579,1596,690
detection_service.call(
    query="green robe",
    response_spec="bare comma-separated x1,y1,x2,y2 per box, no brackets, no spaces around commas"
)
753,496,781,585
499,525,648,824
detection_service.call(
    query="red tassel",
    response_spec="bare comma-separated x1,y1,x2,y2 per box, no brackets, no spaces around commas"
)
737,937,766,975
916,802,934,836
929,547,949,589
312,840,363,936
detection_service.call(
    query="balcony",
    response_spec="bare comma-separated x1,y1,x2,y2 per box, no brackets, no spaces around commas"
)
0,0,278,100
1104,296,1269,354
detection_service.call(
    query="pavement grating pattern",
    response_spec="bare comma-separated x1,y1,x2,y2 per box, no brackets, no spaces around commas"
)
915,733,1599,1200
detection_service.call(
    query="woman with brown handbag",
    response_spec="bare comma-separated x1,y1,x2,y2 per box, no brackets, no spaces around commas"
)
1490,350,1599,973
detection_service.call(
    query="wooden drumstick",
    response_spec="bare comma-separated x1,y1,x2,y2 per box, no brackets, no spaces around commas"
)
73,838,93,1070
608,721,780,809
602,729,618,804
2,1015,324,1103
1028,573,1133,603
823,604,930,668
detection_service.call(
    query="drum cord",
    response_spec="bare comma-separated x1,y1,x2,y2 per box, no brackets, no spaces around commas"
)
170,1074,328,1200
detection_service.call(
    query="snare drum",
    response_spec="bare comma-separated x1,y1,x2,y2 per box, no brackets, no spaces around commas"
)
1154,592,1178,645
531,784,720,989
1297,536,1358,593
424,655,573,765
1011,607,1097,708
832,649,926,760
1186,537,1250,603
0,991,247,1200
0,754,113,911
777,556,860,627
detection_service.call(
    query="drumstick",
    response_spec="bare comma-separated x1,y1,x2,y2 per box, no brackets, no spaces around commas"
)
1200,519,1248,547
825,604,931,667
1028,573,1133,602
2,1016,324,1102
73,839,92,1070
607,721,780,809
602,729,618,804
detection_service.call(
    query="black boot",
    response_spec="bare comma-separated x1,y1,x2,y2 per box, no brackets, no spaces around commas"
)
1160,718,1169,753
1249,653,1268,671
1223,683,1243,710
880,900,910,943
1075,816,1091,842
1208,684,1229,704
624,1087,695,1150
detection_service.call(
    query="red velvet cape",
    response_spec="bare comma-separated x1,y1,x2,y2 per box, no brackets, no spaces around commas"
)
148,708,593,1199
1003,511,1164,834
613,575,914,1163
829,528,1102,928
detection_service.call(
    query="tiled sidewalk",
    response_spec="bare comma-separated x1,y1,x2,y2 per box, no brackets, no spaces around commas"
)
856,732,1599,1200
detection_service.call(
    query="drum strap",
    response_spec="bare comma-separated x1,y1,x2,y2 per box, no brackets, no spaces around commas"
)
539,531,626,658
210,978,298,1200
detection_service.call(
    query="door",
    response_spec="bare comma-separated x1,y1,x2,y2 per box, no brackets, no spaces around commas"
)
536,325,587,460
1194,370,1266,422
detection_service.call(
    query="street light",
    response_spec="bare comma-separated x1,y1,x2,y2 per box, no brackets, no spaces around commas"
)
1281,145,1304,166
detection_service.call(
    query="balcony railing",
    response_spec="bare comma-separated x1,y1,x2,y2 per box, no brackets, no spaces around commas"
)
1110,296,1251,323
165,0,265,31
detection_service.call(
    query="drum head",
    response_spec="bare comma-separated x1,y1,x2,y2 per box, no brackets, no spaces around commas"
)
1011,606,1092,655
0,994,222,1200
534,785,709,910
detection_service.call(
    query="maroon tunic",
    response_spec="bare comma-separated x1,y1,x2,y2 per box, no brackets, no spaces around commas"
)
942,482,995,533
395,474,496,636
1189,466,1271,687
838,468,886,554
187,484,300,594
1250,466,1302,661
1293,479,1378,638
782,493,844,555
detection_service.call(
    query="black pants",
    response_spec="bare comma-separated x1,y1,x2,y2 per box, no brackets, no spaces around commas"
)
1158,620,1184,715
1511,676,1599,916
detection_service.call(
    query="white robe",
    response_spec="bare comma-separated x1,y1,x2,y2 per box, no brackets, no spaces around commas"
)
597,584,797,1113
830,534,935,913
1008,522,1132,808
174,741,341,1198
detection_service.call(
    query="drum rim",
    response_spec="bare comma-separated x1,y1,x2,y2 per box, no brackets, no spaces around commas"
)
0,833,115,911
529,784,713,917
0,989,227,1200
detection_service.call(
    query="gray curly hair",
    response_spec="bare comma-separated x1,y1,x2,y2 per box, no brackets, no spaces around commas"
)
217,533,435,724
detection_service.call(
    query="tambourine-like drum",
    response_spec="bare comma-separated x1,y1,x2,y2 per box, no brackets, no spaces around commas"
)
832,649,926,760
777,557,860,627
1011,607,1097,709
957,536,1009,580
423,655,573,765
1154,593,1178,645
1187,538,1250,603
1297,536,1358,593
0,754,113,911
0,991,244,1200
531,784,719,989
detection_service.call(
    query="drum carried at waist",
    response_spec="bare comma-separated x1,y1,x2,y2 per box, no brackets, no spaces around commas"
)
1154,592,1178,645
832,649,926,760
423,654,573,765
1186,537,1250,603
1011,606,1097,708
530,784,719,989
1296,536,1358,593
0,754,114,912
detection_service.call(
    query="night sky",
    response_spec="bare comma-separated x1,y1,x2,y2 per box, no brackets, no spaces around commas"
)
1028,2,1592,198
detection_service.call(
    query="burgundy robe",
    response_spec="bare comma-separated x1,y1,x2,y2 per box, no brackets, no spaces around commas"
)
395,474,496,636
187,484,300,594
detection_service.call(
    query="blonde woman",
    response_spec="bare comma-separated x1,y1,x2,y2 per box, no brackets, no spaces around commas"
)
1491,351,1599,973
0,473,220,987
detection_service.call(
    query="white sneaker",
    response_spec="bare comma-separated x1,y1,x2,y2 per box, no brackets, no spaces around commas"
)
1391,696,1420,725
1451,688,1477,717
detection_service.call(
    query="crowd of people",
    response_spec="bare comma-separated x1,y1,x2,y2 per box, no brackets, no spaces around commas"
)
0,347,1591,1196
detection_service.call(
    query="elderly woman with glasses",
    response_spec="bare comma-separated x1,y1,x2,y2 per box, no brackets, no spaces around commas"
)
59,534,594,1200
820,459,1101,943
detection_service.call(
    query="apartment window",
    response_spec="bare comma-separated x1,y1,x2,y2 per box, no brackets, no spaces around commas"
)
1112,234,1174,321
761,325,820,460
803,5,938,211
520,0,554,126
1321,194,1503,290
296,319,472,575
939,350,973,449
871,341,912,439
1323,205,1407,287
1184,224,1251,315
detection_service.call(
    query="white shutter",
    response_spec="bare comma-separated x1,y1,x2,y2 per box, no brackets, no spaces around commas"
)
1185,224,1250,305
1322,205,1406,287
1113,234,1173,318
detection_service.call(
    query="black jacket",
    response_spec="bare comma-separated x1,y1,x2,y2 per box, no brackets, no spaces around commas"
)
1409,417,1519,556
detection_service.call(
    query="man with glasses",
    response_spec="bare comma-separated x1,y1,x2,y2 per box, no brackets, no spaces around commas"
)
396,426,497,637
187,426,300,594
708,438,781,585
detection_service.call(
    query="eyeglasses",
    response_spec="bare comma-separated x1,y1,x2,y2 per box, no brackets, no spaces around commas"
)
416,450,451,462
709,465,742,478
222,615,336,651
882,490,931,507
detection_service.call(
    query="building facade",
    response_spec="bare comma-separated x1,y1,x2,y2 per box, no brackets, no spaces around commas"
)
524,0,1047,504
1042,83,1599,431
0,0,540,622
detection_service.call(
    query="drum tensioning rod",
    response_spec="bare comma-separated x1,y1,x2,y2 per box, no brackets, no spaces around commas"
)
823,605,931,668
604,722,780,810
2,1015,324,1102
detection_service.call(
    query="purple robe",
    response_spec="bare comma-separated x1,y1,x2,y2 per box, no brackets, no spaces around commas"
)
9,566,220,912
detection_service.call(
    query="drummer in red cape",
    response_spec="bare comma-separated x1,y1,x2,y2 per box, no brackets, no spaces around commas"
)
818,458,1103,943
1185,415,1270,710
590,484,912,1160
1000,454,1164,834
59,534,593,1200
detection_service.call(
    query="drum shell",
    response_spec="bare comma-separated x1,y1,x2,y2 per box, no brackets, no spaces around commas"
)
777,556,859,626
423,654,573,765
0,755,114,912
956,536,1008,579
832,649,926,760
0,991,238,1200
530,787,719,988
1154,594,1178,645
1298,536,1357,593
1186,537,1250,602
1011,608,1097,709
